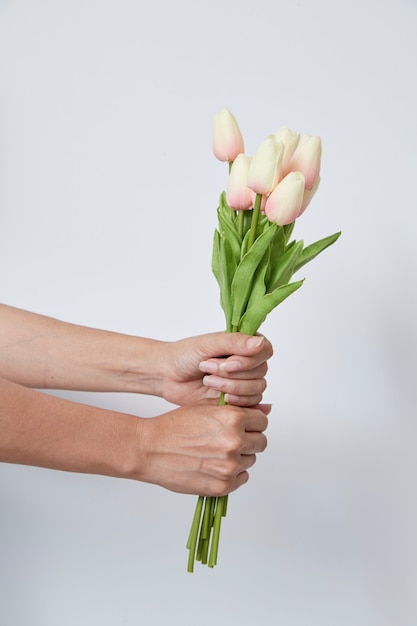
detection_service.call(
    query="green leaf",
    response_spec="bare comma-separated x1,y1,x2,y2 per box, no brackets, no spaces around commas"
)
217,210,242,263
218,191,242,230
267,240,304,292
238,280,305,335
239,227,252,260
265,226,285,288
220,235,238,330
212,232,230,320
230,223,278,328
282,221,296,244
242,209,254,236
218,191,231,215
211,229,222,290
245,246,270,310
294,231,341,273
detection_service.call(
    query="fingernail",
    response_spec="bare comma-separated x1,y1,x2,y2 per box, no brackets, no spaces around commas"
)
203,375,222,390
199,360,218,374
246,336,263,350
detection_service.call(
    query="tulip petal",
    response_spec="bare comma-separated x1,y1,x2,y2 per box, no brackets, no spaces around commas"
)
299,176,320,215
289,135,321,190
226,154,253,211
275,127,300,172
247,136,283,195
264,172,305,226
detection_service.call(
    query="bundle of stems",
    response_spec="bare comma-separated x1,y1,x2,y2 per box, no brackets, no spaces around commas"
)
186,192,339,571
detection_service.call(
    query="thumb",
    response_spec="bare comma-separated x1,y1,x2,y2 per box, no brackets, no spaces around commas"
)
201,332,265,359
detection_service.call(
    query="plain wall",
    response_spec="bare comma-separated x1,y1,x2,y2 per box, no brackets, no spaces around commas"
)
0,1,416,625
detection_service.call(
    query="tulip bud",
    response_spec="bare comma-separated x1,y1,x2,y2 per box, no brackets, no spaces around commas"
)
264,171,305,226
288,134,321,190
275,127,300,173
247,136,284,195
226,154,253,211
213,108,245,162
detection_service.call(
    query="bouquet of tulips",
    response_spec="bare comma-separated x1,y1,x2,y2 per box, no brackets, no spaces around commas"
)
186,109,341,572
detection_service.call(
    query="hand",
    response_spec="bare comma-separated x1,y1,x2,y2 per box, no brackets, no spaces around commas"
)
160,332,273,407
134,401,270,496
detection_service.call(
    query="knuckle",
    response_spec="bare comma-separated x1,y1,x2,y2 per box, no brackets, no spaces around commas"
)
265,338,273,358
220,459,240,480
224,378,239,395
250,394,263,406
224,404,244,427
226,433,244,454
257,432,268,452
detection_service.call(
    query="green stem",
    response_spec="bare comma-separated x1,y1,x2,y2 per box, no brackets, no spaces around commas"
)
208,495,225,567
247,193,262,250
187,496,204,573
201,496,214,540
218,392,227,406
187,291,243,570
237,210,245,238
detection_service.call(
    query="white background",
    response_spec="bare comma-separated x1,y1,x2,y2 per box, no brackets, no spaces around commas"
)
0,1,416,624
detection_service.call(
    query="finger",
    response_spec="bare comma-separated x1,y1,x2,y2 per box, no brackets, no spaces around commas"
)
224,393,264,407
202,373,267,397
219,353,269,375
200,360,268,379
229,470,250,493
242,407,269,434
253,403,272,416
240,453,257,470
199,333,273,374
241,432,268,455
224,393,270,408
201,332,269,359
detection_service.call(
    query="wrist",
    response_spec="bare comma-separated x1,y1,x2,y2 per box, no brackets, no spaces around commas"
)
112,335,169,398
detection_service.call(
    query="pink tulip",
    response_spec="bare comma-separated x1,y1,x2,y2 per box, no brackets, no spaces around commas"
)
247,136,284,195
264,172,305,226
275,127,300,172
288,134,321,190
226,154,253,211
213,108,245,162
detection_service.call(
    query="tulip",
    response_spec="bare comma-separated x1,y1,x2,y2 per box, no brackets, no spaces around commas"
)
288,134,321,190
247,136,284,195
213,108,245,162
264,171,305,226
275,127,300,172
226,154,253,211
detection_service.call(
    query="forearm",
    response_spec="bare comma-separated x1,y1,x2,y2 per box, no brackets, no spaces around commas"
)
0,377,140,478
0,304,166,395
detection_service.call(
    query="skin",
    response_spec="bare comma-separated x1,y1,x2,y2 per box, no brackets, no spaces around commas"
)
0,304,273,496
